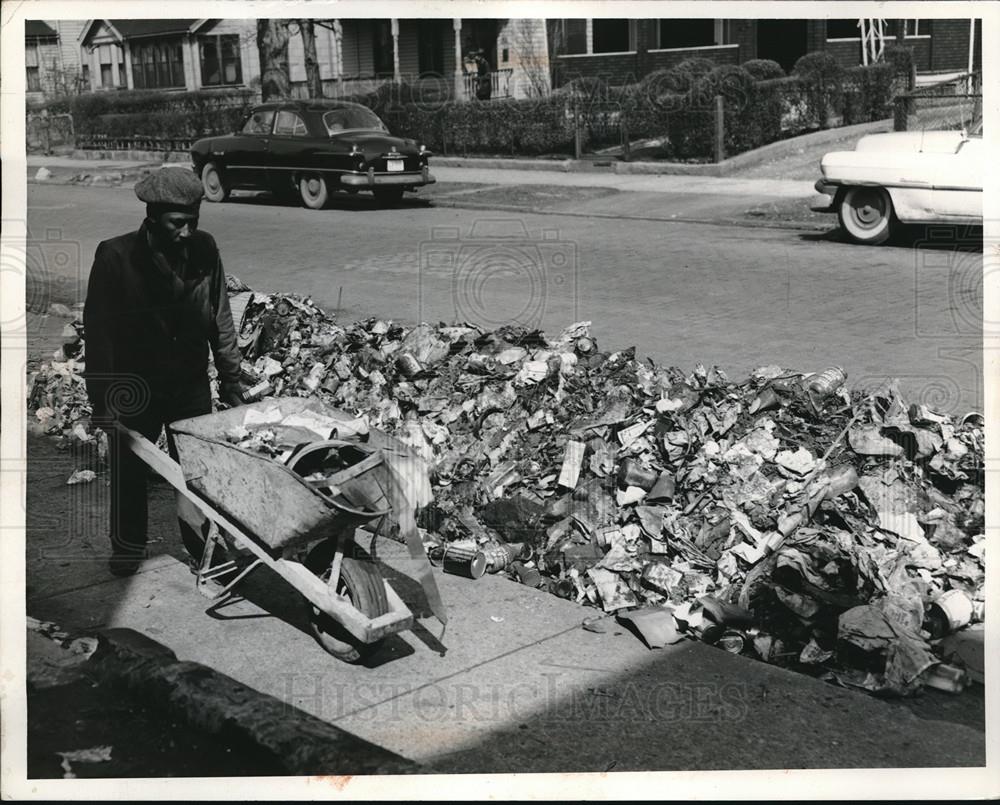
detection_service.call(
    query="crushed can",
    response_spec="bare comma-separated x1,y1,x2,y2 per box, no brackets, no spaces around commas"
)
819,464,859,500
395,353,423,378
481,541,527,573
617,459,659,491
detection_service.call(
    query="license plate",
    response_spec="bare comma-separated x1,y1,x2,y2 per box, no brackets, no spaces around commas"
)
386,159,404,172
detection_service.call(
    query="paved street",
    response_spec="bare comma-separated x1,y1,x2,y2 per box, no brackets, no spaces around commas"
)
27,181,982,413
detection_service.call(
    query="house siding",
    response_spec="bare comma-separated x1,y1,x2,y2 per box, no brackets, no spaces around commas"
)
397,19,420,75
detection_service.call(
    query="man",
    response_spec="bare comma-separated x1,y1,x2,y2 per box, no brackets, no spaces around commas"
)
84,168,249,576
474,49,492,101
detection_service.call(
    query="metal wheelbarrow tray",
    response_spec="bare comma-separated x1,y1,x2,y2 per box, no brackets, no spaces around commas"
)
118,396,444,661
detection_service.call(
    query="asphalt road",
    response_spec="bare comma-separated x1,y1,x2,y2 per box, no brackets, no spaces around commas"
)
26,182,982,414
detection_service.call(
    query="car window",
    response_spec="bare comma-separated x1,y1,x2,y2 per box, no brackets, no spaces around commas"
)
274,110,309,137
322,107,388,135
242,109,275,135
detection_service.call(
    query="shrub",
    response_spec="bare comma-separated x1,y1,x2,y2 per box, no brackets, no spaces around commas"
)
742,59,785,81
884,44,916,88
382,96,578,156
53,88,258,144
841,63,894,124
792,51,845,129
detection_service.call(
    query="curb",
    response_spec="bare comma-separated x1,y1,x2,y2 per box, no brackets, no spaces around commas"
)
430,197,831,232
86,627,420,775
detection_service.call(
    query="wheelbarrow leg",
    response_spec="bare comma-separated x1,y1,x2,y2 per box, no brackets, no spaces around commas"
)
196,522,260,600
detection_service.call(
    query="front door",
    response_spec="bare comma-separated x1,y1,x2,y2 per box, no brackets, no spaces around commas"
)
756,20,809,73
417,19,448,75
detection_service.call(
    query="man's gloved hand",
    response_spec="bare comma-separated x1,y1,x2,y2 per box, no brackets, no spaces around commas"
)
219,381,249,408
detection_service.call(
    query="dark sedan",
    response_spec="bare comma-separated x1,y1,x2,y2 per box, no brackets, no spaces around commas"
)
190,100,435,209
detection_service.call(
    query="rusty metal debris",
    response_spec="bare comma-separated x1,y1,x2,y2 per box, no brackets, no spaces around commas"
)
26,288,985,696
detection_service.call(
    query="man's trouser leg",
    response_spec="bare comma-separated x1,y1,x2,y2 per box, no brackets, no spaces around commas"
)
108,415,162,557
162,381,214,561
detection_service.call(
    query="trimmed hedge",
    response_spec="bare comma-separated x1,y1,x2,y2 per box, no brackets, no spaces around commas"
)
742,59,785,81
42,89,257,140
54,57,895,161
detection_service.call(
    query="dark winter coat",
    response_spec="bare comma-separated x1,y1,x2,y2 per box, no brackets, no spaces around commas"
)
83,223,242,419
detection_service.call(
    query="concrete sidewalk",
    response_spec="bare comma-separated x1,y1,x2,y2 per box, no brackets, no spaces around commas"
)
26,154,826,230
27,154,813,198
25,435,985,774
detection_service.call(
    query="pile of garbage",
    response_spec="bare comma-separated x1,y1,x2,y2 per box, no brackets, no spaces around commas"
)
26,289,986,696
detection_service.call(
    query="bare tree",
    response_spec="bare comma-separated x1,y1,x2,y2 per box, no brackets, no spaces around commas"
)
508,19,551,98
257,19,291,101
298,19,323,98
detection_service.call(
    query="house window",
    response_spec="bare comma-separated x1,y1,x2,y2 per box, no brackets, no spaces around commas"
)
904,20,924,37
560,20,587,55
593,19,633,53
657,19,719,49
372,20,393,76
200,34,243,86
26,42,42,91
826,19,860,40
82,63,90,87
130,40,185,89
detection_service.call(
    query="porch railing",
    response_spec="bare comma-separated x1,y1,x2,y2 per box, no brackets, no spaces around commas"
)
462,68,513,100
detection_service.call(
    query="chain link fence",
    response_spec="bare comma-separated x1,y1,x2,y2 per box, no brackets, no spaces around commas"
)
894,72,982,132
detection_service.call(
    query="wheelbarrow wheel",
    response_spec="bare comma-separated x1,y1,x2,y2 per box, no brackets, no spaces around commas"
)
304,539,389,663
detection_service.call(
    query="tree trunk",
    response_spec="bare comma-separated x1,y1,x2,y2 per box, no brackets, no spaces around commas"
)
257,19,291,101
299,19,324,98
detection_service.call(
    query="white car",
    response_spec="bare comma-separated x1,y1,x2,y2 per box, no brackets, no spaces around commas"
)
812,118,982,244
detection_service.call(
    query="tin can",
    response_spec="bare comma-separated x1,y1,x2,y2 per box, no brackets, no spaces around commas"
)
617,459,659,491
395,353,423,378
807,366,847,396
925,589,974,639
240,379,273,404
512,561,544,588
716,629,750,654
441,544,487,579
922,662,968,693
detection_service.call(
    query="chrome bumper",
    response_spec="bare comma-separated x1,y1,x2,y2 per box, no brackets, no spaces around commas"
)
810,179,837,213
340,166,436,188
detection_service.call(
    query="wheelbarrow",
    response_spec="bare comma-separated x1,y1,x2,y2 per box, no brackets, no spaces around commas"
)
117,397,447,663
